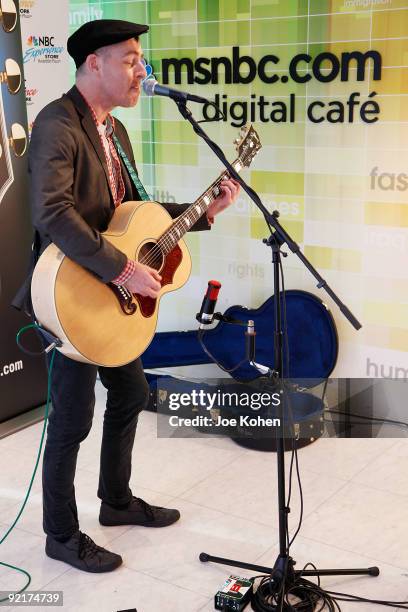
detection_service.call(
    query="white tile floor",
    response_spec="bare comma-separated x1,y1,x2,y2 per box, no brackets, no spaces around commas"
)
0,380,407,611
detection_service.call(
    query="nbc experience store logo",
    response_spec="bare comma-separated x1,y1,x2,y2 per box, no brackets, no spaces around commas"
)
24,35,64,64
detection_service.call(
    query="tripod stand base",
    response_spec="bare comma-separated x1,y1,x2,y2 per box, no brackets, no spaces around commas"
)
199,551,380,579
200,552,379,610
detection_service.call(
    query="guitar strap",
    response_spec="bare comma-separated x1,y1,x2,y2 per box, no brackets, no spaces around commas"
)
112,134,150,201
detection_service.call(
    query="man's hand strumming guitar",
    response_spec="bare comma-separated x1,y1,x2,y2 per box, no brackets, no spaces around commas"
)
124,262,162,298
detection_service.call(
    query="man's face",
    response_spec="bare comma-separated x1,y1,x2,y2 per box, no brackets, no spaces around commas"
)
96,38,147,108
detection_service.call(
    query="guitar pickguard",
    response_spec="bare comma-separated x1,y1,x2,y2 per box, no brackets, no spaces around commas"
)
136,244,183,317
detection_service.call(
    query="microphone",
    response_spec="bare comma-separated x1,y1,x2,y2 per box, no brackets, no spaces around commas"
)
245,320,256,362
196,280,221,329
245,320,274,377
143,78,209,104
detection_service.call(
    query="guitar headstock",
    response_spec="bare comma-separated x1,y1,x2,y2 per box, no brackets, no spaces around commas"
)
234,124,262,168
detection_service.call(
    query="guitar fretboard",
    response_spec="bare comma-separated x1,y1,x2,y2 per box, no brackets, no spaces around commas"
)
157,157,244,256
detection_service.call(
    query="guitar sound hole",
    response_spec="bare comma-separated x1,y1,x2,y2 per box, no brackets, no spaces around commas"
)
138,241,164,271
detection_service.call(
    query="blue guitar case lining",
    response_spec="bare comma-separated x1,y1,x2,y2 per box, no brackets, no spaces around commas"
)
142,290,338,383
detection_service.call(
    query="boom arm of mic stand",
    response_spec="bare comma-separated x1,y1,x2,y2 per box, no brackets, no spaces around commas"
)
174,99,362,331
265,213,362,330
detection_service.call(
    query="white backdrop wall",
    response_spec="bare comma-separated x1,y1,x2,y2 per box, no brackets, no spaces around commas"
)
19,0,408,379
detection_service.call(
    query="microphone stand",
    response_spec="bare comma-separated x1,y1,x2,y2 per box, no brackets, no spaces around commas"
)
173,99,379,604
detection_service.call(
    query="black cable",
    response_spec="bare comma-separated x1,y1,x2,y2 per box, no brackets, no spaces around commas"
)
197,101,226,123
278,257,291,379
324,587,408,609
286,444,295,551
327,409,408,432
251,570,289,611
197,328,250,374
288,442,303,550
278,256,304,553
251,570,341,611
277,256,292,565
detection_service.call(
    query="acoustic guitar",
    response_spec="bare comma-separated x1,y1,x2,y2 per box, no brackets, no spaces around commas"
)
31,124,262,366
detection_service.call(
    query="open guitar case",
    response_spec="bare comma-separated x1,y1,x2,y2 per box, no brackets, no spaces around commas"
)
142,290,338,451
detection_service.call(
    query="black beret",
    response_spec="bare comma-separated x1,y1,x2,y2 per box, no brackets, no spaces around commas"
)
67,19,149,68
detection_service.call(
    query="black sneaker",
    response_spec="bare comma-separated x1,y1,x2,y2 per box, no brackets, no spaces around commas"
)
99,496,180,528
45,530,123,573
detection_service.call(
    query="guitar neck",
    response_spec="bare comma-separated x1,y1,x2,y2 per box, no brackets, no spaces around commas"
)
157,157,244,255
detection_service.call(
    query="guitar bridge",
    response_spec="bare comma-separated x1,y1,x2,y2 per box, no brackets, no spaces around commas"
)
108,283,137,315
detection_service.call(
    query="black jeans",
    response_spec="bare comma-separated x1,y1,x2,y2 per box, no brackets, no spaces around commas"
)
42,348,149,540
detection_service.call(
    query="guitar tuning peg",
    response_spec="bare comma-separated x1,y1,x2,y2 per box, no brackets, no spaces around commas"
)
9,122,27,157
0,0,17,33
0,58,21,94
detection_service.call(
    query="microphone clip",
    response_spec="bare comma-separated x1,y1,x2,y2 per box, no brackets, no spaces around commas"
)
195,312,245,326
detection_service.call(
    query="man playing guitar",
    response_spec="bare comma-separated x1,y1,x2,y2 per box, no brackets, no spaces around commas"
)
13,19,239,573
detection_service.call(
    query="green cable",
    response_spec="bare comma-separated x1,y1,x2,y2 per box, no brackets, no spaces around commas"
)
16,323,51,356
16,322,41,348
0,325,55,603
